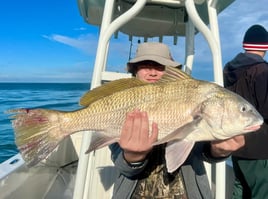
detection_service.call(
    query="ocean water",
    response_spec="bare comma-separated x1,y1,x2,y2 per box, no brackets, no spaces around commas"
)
0,83,90,163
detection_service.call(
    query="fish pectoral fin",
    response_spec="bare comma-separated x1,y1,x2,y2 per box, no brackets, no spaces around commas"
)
165,140,195,173
85,131,119,153
153,118,202,146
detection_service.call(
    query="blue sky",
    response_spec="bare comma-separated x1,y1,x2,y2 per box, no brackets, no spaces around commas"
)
0,0,267,83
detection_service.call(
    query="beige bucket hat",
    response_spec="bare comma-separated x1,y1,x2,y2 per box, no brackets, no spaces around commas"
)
127,42,181,73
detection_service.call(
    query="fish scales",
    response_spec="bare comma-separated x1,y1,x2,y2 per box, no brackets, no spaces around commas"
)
6,66,263,169
60,79,200,139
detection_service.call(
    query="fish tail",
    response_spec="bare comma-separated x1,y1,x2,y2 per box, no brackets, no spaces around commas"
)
6,108,65,167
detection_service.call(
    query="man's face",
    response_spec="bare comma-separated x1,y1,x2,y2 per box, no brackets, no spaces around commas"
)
136,61,165,83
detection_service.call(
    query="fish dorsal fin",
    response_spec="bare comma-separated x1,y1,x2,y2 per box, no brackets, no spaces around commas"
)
79,78,148,106
159,66,191,83
80,66,191,106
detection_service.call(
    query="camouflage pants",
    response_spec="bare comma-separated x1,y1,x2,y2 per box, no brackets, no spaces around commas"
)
131,146,188,199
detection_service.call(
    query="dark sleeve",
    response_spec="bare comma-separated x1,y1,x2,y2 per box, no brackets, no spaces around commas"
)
109,143,148,178
253,65,268,119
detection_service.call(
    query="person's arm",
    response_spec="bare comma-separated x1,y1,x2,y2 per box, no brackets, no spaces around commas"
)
254,66,268,118
109,109,158,178
109,143,148,178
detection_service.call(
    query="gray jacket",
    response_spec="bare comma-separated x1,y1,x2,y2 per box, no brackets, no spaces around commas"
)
110,142,223,199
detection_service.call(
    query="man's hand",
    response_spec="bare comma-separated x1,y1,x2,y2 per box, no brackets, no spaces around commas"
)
210,135,245,157
119,109,158,163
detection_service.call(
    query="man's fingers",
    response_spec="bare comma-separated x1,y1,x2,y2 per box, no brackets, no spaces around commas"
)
139,111,150,141
150,122,159,143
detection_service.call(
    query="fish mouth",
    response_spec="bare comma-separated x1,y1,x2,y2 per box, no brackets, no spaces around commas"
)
244,118,264,132
244,124,262,132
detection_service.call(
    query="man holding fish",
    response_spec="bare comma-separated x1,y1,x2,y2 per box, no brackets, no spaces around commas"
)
8,42,263,198
110,42,246,199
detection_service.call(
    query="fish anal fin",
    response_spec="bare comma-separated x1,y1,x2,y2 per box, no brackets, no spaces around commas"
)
79,78,148,106
165,140,195,173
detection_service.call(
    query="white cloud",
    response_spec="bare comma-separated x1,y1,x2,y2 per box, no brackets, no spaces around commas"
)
43,33,99,55
74,27,87,31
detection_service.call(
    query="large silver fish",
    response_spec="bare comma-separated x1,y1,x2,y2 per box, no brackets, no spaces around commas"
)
7,66,263,172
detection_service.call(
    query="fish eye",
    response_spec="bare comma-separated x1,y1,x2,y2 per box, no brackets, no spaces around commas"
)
240,104,247,112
